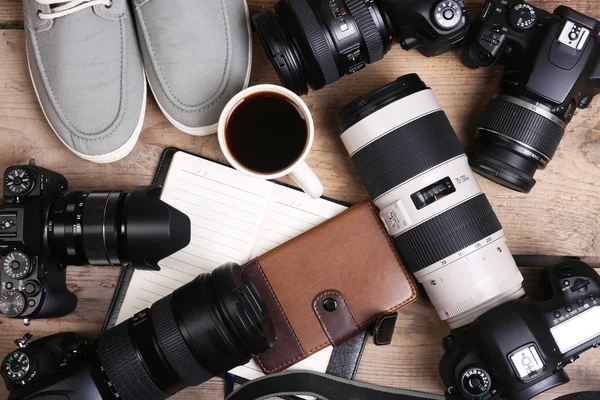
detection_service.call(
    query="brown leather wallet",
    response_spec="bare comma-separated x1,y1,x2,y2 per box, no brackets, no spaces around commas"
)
242,200,418,374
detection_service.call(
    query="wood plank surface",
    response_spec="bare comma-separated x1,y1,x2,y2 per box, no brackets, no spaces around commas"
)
1,1,600,399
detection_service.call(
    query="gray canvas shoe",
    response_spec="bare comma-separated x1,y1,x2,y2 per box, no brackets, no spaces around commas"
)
23,0,146,163
131,0,252,136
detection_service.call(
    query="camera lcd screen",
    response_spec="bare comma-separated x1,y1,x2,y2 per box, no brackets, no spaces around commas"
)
550,305,600,353
411,177,456,210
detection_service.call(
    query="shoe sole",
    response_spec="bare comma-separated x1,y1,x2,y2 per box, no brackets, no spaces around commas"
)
147,0,253,136
26,44,147,164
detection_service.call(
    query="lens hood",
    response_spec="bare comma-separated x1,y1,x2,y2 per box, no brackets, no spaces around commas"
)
121,186,191,270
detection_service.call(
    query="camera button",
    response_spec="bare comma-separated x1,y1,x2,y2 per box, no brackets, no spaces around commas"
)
565,306,573,312
563,280,570,286
590,295,596,301
5,282,13,290
553,311,561,318
27,299,35,308
577,299,584,307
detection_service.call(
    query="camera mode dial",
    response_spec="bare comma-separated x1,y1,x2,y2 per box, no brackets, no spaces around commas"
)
509,3,537,30
2,251,31,280
0,290,26,317
461,367,491,396
3,351,33,384
5,168,34,195
433,1,464,30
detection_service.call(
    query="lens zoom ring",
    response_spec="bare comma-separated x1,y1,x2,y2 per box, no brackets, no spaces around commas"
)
480,99,565,160
344,0,384,62
97,321,167,400
286,0,339,84
394,194,503,273
351,111,464,199
151,296,213,386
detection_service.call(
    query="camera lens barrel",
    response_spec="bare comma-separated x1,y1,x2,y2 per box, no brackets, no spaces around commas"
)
470,95,567,193
339,75,525,328
253,0,392,95
97,263,274,400
45,186,191,269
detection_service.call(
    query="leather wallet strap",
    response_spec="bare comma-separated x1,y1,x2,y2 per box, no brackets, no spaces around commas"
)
224,371,599,400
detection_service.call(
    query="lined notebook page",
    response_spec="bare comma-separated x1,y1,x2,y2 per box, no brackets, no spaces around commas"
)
116,151,346,380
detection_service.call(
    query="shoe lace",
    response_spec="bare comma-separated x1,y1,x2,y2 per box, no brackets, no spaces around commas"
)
36,0,113,20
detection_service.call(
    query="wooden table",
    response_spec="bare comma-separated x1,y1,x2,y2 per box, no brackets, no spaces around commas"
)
1,0,600,398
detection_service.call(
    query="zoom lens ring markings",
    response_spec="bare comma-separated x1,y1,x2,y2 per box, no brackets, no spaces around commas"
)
344,0,385,63
480,98,566,160
285,0,339,84
394,194,503,273
97,320,166,400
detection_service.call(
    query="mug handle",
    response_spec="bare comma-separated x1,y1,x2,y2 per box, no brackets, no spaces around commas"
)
290,162,324,199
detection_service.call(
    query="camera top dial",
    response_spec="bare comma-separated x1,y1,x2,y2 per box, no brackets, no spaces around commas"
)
0,290,26,317
2,252,32,280
509,3,538,30
5,168,34,195
2,351,33,385
433,1,465,30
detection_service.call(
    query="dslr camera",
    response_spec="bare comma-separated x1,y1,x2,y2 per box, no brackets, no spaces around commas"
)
0,161,190,321
253,0,470,95
1,263,275,400
463,1,600,193
440,260,600,400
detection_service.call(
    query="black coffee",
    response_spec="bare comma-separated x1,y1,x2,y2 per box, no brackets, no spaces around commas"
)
225,92,308,174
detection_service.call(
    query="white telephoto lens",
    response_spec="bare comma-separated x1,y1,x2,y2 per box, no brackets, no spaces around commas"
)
339,75,525,328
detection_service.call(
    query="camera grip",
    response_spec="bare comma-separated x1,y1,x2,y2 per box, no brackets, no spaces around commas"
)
35,263,78,319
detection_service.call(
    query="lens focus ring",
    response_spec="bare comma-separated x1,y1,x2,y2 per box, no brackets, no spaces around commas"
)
351,111,465,200
345,0,384,63
97,321,167,400
480,98,566,160
285,0,339,84
394,194,503,273
151,295,212,386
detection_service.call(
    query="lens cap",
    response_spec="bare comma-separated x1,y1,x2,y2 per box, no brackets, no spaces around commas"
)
252,9,309,95
339,74,428,131
121,186,191,270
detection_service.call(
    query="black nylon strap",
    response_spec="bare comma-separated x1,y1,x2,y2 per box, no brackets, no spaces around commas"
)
225,371,446,400
224,370,600,400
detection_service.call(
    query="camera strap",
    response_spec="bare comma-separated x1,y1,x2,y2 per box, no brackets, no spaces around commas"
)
224,370,600,400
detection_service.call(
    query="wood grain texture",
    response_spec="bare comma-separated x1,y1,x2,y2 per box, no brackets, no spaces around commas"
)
1,1,600,399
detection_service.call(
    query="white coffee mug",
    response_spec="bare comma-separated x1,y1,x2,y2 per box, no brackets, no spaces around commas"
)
218,84,324,199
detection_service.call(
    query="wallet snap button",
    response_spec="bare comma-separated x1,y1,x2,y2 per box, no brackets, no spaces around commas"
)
323,298,337,312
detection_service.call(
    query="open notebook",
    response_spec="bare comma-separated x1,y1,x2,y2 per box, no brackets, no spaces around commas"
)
114,151,348,380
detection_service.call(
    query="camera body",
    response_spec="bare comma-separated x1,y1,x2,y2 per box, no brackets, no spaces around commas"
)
440,260,600,400
380,0,469,57
1,332,114,400
0,161,192,321
464,1,600,116
463,1,600,192
253,0,469,95
0,163,77,319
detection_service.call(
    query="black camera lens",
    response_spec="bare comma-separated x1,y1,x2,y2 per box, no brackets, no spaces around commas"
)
253,0,393,95
45,186,190,270
96,263,274,400
469,95,567,193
